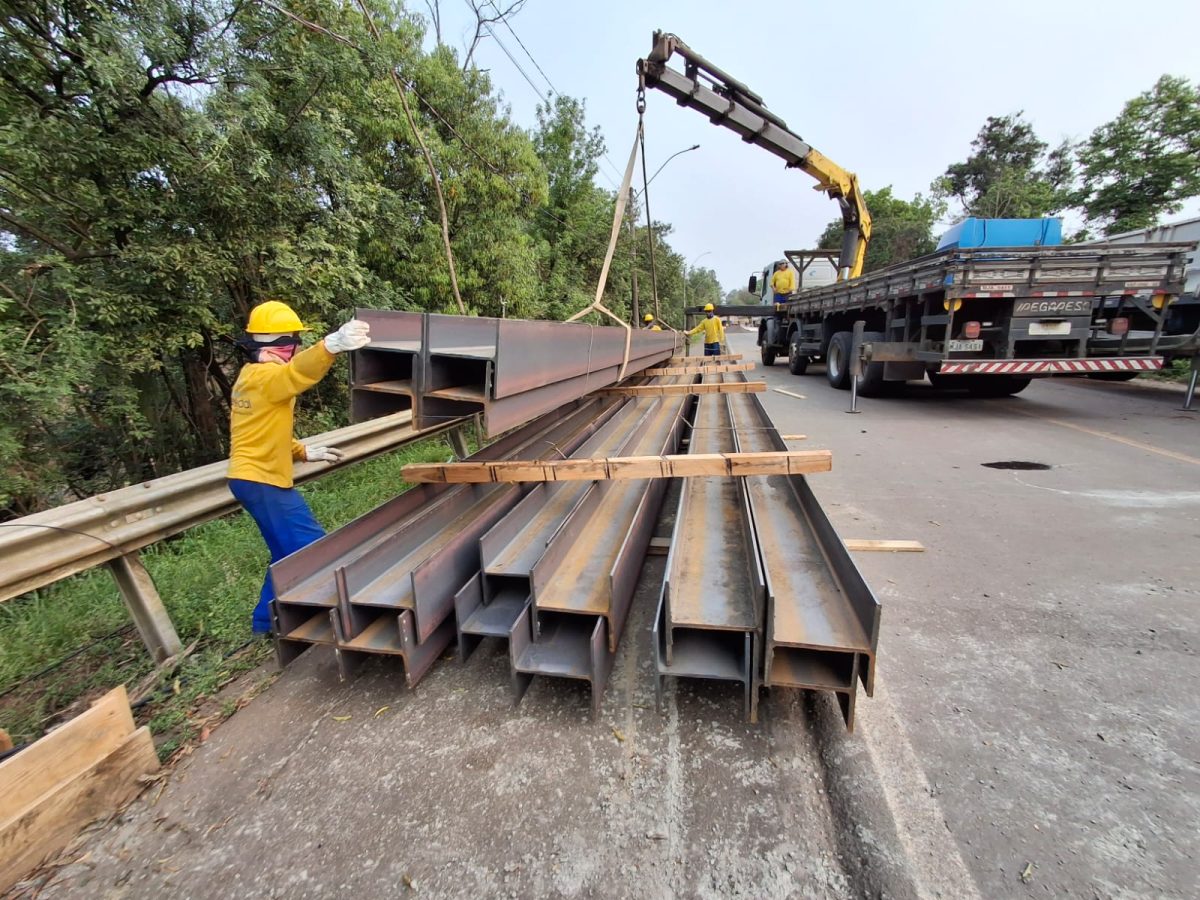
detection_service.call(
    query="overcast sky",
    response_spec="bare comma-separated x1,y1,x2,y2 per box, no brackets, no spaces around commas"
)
422,0,1200,291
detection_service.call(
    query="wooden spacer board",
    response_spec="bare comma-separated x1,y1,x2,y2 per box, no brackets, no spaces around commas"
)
600,381,766,397
665,353,742,365
402,449,833,484
641,362,755,376
844,539,926,552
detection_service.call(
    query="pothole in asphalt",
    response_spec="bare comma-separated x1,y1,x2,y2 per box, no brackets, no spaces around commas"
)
981,461,1052,470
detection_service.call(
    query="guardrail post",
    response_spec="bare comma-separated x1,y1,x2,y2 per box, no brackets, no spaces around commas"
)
1182,356,1198,412
107,552,182,663
448,424,472,460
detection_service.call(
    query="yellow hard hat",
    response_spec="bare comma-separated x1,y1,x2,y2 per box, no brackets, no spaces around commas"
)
644,313,654,323
246,300,308,334
703,303,715,312
651,325,662,331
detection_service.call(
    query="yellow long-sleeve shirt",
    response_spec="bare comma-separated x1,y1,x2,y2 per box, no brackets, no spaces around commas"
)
771,268,795,295
227,342,336,488
689,315,725,344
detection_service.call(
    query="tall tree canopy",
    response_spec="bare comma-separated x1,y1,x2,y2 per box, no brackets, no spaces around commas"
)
1075,75,1200,235
818,187,944,272
0,0,693,515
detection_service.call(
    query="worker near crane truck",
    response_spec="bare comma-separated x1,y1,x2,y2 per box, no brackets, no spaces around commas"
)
689,303,725,356
226,300,371,635
770,260,795,302
642,313,662,331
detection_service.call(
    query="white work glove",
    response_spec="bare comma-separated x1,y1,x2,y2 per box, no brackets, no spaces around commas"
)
323,319,370,354
305,445,346,464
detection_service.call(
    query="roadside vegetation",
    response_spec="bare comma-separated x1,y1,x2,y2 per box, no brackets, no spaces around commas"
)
0,437,453,758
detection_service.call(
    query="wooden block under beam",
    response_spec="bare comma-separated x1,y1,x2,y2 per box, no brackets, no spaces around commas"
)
646,537,671,556
401,450,832,484
600,381,766,397
844,539,926,553
666,353,742,365
642,363,755,376
780,434,808,441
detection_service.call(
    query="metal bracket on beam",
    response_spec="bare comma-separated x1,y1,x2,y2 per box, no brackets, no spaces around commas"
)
107,551,182,663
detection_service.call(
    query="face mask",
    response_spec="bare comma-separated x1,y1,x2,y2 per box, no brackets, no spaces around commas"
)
706,312,714,319
237,334,299,362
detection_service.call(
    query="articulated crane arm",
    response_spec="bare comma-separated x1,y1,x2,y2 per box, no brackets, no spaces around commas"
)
637,31,871,281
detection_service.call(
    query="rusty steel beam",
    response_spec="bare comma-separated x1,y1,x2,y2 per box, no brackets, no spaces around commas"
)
653,378,766,721
512,387,690,715
456,399,652,662
350,310,677,438
726,377,880,730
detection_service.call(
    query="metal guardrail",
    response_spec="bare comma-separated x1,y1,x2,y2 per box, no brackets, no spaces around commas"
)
0,411,462,661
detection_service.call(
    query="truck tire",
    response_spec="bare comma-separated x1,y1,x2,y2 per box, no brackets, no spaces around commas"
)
761,344,777,366
787,334,809,375
826,331,852,390
965,376,1032,397
857,331,886,396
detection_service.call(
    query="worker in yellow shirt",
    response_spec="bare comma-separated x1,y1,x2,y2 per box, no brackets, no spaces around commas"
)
770,260,795,303
688,302,725,356
642,313,662,331
226,300,371,634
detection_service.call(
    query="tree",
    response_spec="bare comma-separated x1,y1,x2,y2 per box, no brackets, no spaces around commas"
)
1075,75,1200,235
818,187,944,272
933,114,1073,218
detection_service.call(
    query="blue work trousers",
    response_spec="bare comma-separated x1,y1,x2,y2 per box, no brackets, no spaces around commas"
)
703,342,722,356
228,479,325,633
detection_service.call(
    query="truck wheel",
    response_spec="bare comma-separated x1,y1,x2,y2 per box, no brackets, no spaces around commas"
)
787,335,809,375
826,332,852,390
760,344,777,366
965,376,1032,397
857,331,886,396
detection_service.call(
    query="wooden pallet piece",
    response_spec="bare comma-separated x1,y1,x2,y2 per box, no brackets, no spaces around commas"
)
402,449,832,484
0,687,158,892
601,382,766,397
665,353,742,365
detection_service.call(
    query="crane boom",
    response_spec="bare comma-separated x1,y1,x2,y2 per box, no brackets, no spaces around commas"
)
637,31,872,280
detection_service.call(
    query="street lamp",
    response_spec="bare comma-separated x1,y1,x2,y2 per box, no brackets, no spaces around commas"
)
683,250,713,325
636,144,700,198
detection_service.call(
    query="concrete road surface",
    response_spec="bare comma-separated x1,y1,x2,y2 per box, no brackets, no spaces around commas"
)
38,333,1198,899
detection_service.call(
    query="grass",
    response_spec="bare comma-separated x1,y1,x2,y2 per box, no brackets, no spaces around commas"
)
0,434,457,758
1144,358,1195,383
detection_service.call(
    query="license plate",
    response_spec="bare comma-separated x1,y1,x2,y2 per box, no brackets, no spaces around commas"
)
947,339,983,352
1028,321,1070,336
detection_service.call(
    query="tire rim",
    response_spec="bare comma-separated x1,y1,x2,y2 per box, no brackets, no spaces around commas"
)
829,342,842,380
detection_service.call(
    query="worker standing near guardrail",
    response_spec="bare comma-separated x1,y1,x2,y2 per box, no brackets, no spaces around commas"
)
226,301,371,635
770,260,795,302
688,303,725,356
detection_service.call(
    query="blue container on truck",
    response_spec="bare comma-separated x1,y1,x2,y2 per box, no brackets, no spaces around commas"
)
937,217,1063,251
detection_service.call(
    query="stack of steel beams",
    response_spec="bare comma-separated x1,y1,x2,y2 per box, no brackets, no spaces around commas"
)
652,372,879,728
349,310,677,437
271,397,623,683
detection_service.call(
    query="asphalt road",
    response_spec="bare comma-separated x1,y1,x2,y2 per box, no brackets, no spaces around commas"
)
746,333,1200,899
36,332,1198,899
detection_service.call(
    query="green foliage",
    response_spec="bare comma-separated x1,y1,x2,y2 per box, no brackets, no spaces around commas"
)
932,113,1073,219
0,437,455,749
0,1,694,514
819,187,944,272
1075,76,1200,235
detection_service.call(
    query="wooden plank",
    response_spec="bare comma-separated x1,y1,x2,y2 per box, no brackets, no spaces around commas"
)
600,382,766,397
666,353,742,364
645,537,671,557
780,434,808,441
0,686,134,817
642,363,755,376
844,539,926,553
773,388,808,400
0,727,157,893
402,450,832,484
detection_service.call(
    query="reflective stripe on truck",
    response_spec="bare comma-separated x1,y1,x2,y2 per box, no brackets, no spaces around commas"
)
938,358,1164,375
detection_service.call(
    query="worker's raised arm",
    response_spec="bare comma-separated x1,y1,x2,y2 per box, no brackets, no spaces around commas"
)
260,342,336,404
688,321,704,336
260,319,371,404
